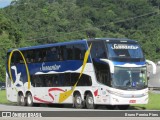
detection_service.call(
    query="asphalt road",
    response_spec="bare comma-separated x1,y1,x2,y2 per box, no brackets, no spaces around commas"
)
0,104,160,120
148,65,160,88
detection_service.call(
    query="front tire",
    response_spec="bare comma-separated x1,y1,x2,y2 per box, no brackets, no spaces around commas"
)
26,93,33,106
86,93,95,109
17,93,26,106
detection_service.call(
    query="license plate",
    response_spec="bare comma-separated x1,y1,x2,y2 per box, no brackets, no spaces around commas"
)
129,100,136,103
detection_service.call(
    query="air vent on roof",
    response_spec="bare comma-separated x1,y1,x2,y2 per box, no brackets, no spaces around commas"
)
106,40,110,42
120,41,127,42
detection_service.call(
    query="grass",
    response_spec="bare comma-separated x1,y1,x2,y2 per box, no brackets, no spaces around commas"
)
0,90,160,110
131,92,160,110
0,90,14,105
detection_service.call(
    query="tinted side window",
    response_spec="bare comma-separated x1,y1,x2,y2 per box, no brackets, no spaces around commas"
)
23,50,35,63
73,44,86,60
14,43,87,63
34,49,46,62
88,41,107,58
11,51,23,64
70,73,92,86
46,47,59,62
66,44,86,60
59,46,67,60
66,45,74,60
31,73,92,87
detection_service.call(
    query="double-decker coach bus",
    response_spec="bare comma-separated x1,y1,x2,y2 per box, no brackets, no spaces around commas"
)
6,38,156,109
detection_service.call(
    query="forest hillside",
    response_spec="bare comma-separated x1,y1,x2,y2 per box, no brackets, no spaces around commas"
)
0,0,160,81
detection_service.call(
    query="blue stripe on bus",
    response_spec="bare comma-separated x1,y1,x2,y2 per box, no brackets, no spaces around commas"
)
10,60,88,84
112,61,146,66
18,61,85,74
93,58,145,66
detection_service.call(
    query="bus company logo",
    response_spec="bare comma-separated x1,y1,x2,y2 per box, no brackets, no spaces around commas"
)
40,62,61,71
111,44,139,50
2,112,42,118
2,112,11,117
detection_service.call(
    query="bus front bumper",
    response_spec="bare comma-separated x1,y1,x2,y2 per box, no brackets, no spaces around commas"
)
109,94,148,105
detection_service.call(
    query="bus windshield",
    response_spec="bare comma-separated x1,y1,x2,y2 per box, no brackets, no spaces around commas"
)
107,43,144,60
112,67,147,90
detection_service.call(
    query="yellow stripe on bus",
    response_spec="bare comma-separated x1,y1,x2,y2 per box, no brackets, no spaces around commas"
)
59,44,92,103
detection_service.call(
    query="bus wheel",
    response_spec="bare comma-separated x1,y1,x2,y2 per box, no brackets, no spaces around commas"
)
74,94,83,109
26,93,33,106
17,93,26,106
86,93,95,109
117,105,129,110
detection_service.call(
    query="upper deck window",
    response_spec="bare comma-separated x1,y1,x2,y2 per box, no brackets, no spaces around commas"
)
88,41,107,59
8,42,87,65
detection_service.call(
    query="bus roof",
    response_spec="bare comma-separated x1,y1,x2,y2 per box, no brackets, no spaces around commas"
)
89,38,138,43
7,39,87,52
7,38,138,52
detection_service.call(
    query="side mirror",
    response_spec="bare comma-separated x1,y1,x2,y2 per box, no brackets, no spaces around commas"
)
146,60,156,74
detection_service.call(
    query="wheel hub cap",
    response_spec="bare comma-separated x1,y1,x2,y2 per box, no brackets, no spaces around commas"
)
76,97,81,104
28,95,32,104
88,97,93,104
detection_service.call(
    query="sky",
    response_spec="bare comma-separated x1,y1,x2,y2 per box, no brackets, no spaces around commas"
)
0,0,12,8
